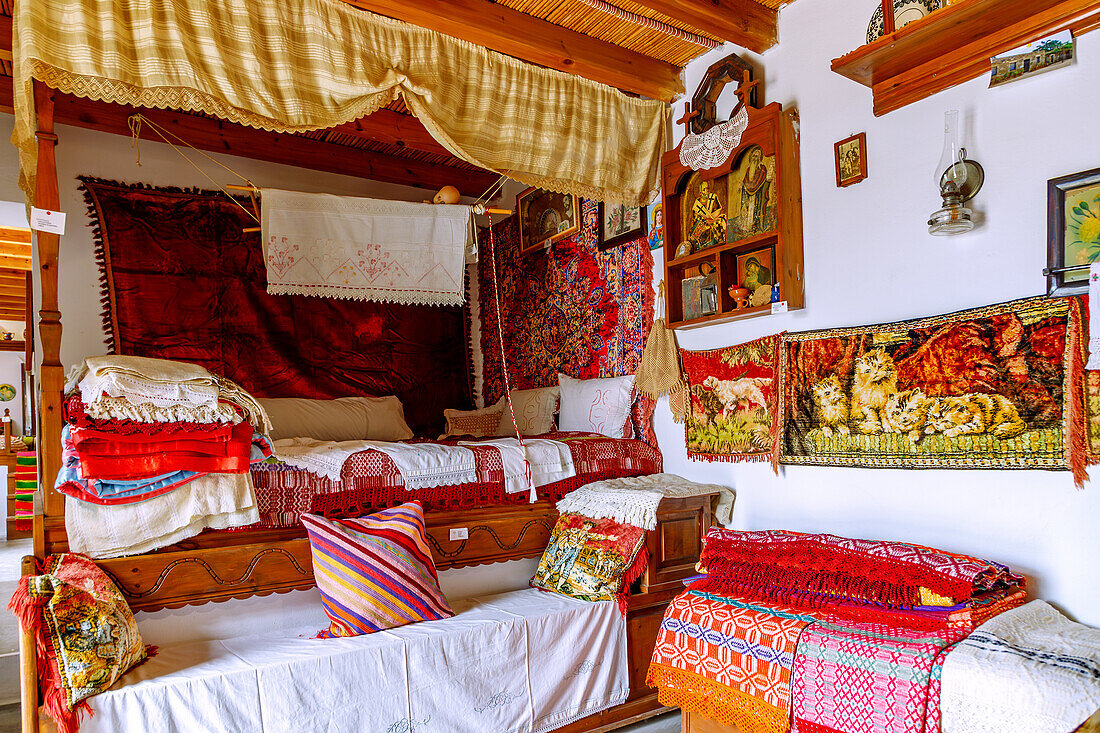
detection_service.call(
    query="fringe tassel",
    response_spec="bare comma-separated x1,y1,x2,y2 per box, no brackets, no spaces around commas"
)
647,662,790,733
616,547,649,616
688,450,773,464
1068,297,1089,488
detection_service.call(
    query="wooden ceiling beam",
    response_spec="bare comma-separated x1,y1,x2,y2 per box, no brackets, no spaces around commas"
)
339,0,683,100
0,285,26,298
0,256,30,271
0,227,31,243
331,112,453,158
628,0,777,53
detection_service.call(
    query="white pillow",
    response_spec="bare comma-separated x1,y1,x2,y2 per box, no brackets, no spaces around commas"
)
259,396,414,442
557,374,635,438
441,397,506,438
495,387,560,436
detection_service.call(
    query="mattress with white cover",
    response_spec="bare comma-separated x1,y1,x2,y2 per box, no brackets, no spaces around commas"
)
84,589,629,733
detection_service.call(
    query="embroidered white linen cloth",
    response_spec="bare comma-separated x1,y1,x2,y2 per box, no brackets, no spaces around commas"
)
273,437,477,489
83,589,629,733
65,472,259,559
940,599,1100,733
556,473,734,529
1088,263,1100,369
461,437,577,496
261,188,475,306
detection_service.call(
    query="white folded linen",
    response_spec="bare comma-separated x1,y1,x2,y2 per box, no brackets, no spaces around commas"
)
84,589,628,733
556,473,735,530
461,437,577,496
940,599,1100,733
273,437,477,489
70,355,270,429
261,188,474,306
65,472,259,559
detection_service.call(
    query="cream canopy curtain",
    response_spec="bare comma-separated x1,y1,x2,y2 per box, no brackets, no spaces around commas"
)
12,0,670,206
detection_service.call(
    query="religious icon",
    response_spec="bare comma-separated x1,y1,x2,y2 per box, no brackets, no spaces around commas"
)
737,246,775,307
726,145,777,243
647,203,664,251
680,172,728,253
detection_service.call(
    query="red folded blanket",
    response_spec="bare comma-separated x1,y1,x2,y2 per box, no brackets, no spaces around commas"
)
695,529,1024,611
63,392,231,434
76,421,253,479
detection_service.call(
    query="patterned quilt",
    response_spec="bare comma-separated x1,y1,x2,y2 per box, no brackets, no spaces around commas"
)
250,432,662,526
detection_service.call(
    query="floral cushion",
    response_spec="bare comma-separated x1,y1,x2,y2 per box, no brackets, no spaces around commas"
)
531,513,647,610
9,553,149,733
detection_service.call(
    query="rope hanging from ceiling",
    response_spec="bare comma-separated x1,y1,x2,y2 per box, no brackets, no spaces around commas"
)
574,0,721,49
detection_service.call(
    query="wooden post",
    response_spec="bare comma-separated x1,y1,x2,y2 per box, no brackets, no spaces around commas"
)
18,555,38,733
32,81,64,554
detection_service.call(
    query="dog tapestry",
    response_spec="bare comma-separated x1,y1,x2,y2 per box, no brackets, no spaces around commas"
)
681,334,781,464
780,295,1089,484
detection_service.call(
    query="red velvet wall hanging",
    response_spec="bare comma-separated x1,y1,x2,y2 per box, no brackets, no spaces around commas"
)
478,199,655,439
80,178,471,435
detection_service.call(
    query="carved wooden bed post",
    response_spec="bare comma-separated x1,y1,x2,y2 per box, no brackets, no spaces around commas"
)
33,80,65,555
20,79,64,733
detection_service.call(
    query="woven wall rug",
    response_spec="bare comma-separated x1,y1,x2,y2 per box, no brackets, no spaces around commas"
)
681,333,781,464
479,200,654,404
779,295,1089,483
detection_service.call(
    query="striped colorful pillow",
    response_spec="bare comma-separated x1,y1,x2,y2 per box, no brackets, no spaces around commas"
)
300,501,454,637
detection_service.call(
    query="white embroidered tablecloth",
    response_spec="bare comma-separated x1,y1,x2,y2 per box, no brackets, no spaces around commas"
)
261,188,474,306
556,473,734,529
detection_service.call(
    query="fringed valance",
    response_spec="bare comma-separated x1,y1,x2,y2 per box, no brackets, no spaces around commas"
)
12,0,669,205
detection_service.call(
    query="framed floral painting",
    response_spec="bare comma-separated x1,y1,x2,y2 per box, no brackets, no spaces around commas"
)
1047,166,1100,295
597,202,648,250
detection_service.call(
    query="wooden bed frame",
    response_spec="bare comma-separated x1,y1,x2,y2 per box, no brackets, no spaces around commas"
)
20,80,707,732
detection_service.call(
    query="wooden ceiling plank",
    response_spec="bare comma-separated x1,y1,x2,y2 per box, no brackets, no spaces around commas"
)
627,0,777,53
333,111,453,158
0,256,31,271
339,0,683,100
0,286,26,298
0,227,31,243
0,245,30,259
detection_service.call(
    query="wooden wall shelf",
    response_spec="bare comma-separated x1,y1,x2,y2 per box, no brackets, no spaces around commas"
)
832,0,1100,116
662,103,804,330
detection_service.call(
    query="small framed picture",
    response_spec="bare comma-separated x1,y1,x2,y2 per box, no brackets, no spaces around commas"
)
1046,166,1100,295
647,202,664,251
516,187,581,254
597,202,648,250
736,246,776,307
834,133,867,188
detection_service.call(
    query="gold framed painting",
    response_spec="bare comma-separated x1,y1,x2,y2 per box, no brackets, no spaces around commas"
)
834,133,867,188
726,144,777,243
1047,166,1100,295
516,187,581,254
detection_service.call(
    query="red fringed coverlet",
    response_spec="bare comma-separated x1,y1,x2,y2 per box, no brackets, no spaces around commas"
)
80,178,472,436
250,432,663,527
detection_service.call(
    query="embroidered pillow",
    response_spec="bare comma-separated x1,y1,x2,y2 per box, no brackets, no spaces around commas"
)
495,386,560,436
557,374,635,438
8,553,150,733
531,513,648,609
301,501,454,637
259,396,414,442
442,397,505,438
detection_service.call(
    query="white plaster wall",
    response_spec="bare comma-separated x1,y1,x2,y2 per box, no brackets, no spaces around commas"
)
653,1,1100,625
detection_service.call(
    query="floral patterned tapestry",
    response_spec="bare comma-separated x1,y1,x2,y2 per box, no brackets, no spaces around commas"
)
479,199,654,418
780,295,1091,484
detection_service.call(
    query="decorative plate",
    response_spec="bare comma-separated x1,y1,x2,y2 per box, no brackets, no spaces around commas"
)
866,0,942,44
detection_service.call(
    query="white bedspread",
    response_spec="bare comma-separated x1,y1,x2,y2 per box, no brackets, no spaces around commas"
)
273,437,477,488
84,589,628,733
556,473,734,530
940,599,1100,733
461,438,576,495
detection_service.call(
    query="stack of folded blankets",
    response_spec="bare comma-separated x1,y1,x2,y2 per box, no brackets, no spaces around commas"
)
648,528,1032,733
11,449,36,532
55,356,272,559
